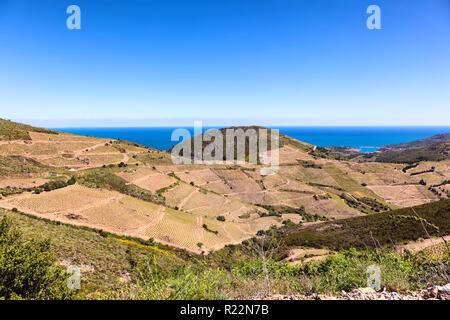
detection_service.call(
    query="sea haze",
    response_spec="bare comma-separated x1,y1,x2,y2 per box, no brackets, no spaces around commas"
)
50,126,450,152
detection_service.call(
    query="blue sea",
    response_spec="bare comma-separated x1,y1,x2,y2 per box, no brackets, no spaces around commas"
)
50,126,450,152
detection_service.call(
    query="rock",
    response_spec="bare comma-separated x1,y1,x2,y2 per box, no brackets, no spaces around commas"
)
357,287,376,294
426,287,439,298
435,283,450,295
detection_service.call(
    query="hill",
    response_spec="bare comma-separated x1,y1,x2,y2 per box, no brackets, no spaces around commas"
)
0,119,449,299
2,197,449,299
0,118,57,140
276,199,450,251
0,119,449,254
168,126,323,163
362,141,450,163
380,133,450,150
326,133,450,163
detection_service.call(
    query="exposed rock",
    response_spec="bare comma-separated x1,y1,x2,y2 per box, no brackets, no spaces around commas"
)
357,287,376,294
435,283,450,295
262,285,450,300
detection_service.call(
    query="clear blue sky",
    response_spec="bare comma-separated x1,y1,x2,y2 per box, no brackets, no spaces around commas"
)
0,0,449,127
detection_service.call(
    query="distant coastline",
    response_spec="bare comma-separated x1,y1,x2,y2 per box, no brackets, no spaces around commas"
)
50,126,450,152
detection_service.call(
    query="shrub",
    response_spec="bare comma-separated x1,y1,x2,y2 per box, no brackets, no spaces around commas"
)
282,219,295,226
0,217,74,300
202,224,218,235
133,259,229,300
39,180,70,192
296,248,449,294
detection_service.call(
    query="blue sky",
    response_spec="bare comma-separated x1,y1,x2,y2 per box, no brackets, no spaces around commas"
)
0,0,449,127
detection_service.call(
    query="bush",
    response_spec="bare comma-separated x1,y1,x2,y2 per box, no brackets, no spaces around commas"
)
0,217,74,300
67,176,76,185
39,180,69,192
216,216,226,222
132,259,229,300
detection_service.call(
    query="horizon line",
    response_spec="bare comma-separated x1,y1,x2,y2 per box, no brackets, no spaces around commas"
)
47,124,450,128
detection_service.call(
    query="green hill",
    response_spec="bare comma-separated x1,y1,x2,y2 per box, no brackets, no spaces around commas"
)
277,199,450,251
368,141,450,163
380,133,450,150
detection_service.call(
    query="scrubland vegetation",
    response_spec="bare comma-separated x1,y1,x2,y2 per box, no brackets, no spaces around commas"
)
1,199,449,300
367,142,450,164
0,216,73,300
279,199,450,250
0,119,57,141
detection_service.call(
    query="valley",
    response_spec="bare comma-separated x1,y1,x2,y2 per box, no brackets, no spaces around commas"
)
0,119,449,254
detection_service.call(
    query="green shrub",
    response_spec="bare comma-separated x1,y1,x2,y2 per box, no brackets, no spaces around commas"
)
133,259,229,300
0,217,74,300
67,176,76,185
296,248,449,294
41,180,68,192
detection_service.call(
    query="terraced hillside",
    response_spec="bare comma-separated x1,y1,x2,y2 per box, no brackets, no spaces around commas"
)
0,119,449,253
277,199,450,251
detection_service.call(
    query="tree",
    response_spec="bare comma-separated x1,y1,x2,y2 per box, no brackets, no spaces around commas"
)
0,217,74,300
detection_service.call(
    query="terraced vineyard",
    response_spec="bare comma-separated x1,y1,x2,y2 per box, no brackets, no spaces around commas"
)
0,119,449,254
